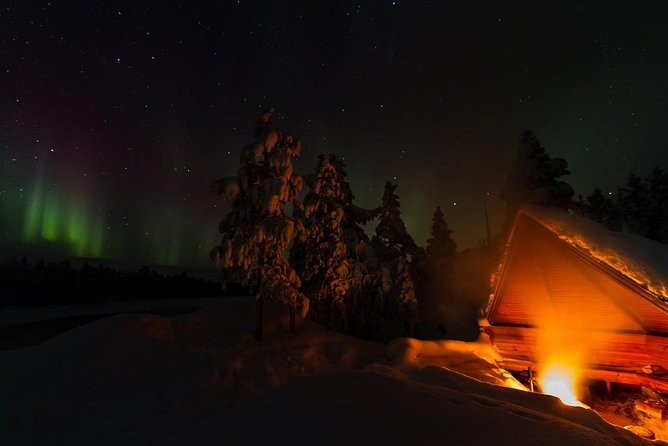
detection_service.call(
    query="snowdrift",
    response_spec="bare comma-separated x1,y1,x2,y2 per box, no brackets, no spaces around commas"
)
0,300,661,445
160,367,651,446
0,301,382,445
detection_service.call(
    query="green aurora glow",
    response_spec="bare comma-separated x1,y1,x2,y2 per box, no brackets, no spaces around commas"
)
20,182,105,258
0,177,218,267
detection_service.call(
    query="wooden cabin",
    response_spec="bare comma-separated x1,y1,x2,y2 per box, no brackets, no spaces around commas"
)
481,207,668,392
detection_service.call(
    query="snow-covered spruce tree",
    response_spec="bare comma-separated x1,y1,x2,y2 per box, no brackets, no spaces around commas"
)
297,154,352,329
211,108,307,340
501,131,574,225
293,153,379,330
367,181,419,339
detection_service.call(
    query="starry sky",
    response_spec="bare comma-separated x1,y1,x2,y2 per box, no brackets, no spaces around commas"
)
2,1,668,268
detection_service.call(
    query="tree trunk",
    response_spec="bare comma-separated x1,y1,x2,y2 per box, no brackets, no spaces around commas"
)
255,294,264,341
289,306,296,335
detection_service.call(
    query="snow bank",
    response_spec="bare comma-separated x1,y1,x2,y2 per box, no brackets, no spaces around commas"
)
522,206,668,302
0,301,383,445
159,366,653,446
386,334,526,390
1,300,661,445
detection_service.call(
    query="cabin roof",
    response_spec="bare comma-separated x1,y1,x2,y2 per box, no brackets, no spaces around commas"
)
519,206,668,302
487,208,668,335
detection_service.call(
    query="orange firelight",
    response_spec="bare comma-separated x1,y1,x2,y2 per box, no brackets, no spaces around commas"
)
539,363,583,406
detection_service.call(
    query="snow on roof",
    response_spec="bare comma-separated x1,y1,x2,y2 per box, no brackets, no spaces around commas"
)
520,206,668,302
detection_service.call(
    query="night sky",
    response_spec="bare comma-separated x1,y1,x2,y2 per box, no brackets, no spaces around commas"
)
2,1,668,268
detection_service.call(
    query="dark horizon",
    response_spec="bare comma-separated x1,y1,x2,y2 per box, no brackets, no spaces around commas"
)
0,249,222,281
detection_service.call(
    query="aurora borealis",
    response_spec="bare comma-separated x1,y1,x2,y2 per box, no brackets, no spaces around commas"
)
21,179,105,258
2,2,668,268
4,164,208,265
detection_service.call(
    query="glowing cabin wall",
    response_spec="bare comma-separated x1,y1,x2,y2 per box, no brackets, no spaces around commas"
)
485,212,668,380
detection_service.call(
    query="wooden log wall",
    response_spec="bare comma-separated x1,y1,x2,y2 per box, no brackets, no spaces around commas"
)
482,325,668,371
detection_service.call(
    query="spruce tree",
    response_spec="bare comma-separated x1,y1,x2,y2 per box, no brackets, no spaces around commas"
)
298,154,352,328
368,181,419,338
584,188,623,231
619,173,651,238
501,131,574,224
585,188,608,224
647,167,668,243
211,108,307,339
372,181,418,262
418,206,457,335
426,207,457,269
294,153,381,329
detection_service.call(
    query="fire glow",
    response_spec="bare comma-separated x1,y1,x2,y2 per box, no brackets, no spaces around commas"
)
539,363,583,407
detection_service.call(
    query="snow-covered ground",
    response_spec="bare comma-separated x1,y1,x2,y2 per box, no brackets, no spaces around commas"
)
1,300,663,445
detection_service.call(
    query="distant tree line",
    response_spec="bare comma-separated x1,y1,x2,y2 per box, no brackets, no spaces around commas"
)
211,110,460,342
576,169,668,244
502,130,668,246
0,258,242,306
